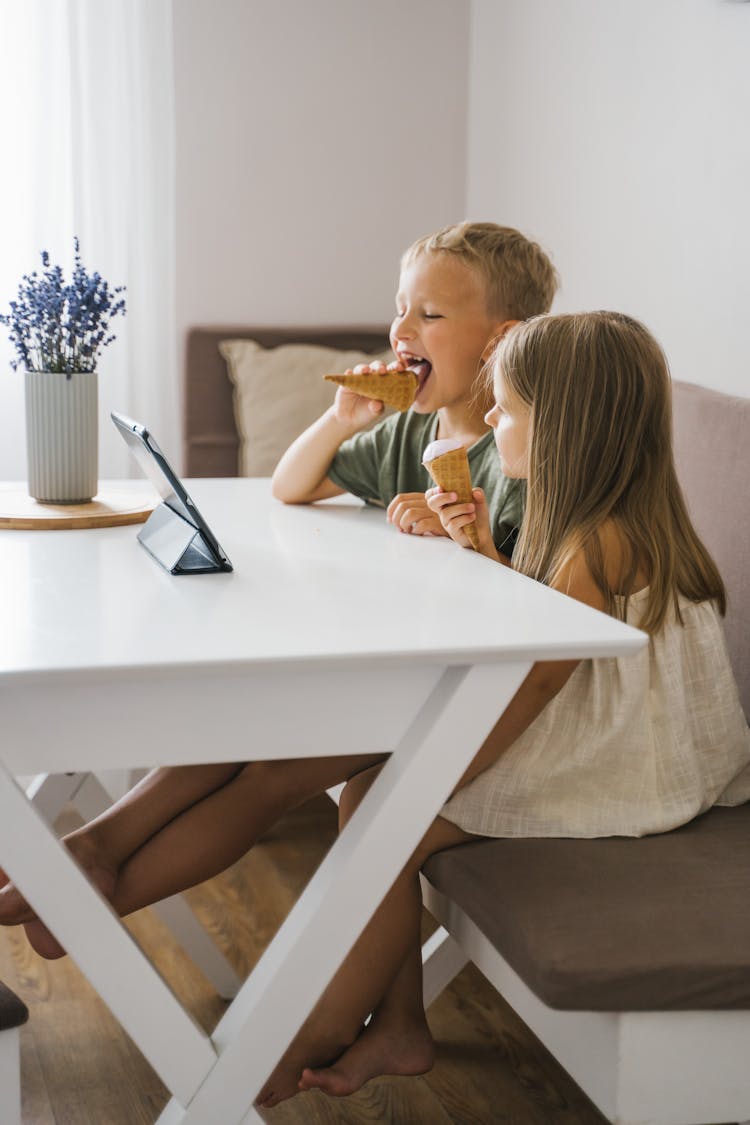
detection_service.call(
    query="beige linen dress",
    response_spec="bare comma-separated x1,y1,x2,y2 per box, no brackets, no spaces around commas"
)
441,589,750,838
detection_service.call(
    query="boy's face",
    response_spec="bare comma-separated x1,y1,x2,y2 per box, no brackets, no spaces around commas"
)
485,365,531,478
390,252,501,415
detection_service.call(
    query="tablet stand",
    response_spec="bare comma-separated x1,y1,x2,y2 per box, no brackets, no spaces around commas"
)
137,502,230,574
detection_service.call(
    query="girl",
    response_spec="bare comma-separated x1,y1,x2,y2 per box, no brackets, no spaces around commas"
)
3,313,749,1109
292,310,750,1104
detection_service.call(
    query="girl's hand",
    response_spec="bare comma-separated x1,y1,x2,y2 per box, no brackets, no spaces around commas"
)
386,492,448,537
425,486,500,560
331,359,408,429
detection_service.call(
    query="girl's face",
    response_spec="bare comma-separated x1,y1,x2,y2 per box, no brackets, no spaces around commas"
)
484,366,531,478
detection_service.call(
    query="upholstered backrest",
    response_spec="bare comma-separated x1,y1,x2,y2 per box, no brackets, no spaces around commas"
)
671,380,750,720
184,326,390,477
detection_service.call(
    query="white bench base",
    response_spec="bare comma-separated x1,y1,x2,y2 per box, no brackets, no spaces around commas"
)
421,878,750,1125
0,1025,21,1125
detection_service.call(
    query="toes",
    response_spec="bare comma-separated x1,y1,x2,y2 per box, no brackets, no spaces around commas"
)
24,921,66,960
0,884,36,925
298,1065,352,1098
257,1076,305,1108
256,1083,276,1107
299,1066,328,1092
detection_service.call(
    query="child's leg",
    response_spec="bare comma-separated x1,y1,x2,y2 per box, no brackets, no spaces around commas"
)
79,763,247,863
1,753,387,959
300,767,434,1096
299,946,432,1097
109,755,388,916
0,763,244,925
258,765,472,1108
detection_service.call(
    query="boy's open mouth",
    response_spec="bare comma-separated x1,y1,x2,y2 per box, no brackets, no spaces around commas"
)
405,358,432,394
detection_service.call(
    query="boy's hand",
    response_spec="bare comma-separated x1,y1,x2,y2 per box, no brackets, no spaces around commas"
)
386,492,448,537
425,486,500,560
332,360,407,430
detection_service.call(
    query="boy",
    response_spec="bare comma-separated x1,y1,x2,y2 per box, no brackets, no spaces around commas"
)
272,221,558,554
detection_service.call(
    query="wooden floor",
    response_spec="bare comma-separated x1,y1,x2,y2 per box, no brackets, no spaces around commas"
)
1,795,608,1125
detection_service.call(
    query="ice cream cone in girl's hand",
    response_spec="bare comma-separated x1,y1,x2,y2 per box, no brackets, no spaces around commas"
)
324,368,418,412
422,438,479,551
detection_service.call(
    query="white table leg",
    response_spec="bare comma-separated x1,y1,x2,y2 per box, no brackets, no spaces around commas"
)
420,924,469,1009
0,763,216,1106
0,1026,21,1125
24,772,86,823
157,660,530,1125
152,894,243,999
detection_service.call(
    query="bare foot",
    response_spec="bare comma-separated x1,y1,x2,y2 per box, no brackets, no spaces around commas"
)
257,1030,356,1109
0,839,118,960
298,1012,434,1097
0,867,37,925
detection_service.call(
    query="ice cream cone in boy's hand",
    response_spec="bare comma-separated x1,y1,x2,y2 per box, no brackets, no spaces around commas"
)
324,367,418,412
423,438,479,550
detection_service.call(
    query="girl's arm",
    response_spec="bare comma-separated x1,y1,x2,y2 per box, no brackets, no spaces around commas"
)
451,546,609,793
426,486,511,564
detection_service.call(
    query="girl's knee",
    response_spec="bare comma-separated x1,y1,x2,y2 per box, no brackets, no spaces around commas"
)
339,763,383,826
237,759,308,809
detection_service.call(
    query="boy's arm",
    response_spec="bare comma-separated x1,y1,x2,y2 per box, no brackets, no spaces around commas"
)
272,406,355,503
272,371,388,504
386,493,448,537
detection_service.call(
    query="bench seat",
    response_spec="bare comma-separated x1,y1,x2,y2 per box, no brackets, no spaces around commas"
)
424,803,750,1013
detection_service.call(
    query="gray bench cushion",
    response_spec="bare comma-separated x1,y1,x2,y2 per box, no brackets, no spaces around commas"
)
424,803,750,1011
0,981,28,1029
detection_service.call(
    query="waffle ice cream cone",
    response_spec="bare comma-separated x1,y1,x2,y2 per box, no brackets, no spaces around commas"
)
324,368,418,412
423,439,479,551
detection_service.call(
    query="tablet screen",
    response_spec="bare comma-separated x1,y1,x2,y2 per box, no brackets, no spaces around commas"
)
111,411,231,569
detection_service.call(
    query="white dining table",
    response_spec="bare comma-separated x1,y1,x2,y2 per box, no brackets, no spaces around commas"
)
0,478,646,1124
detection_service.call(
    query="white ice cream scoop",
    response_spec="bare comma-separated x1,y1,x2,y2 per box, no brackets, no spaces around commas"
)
422,437,465,464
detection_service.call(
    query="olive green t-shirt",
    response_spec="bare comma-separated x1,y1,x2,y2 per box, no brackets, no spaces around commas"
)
328,411,524,556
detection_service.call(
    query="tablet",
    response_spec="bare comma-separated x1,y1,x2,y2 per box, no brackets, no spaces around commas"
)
111,411,233,574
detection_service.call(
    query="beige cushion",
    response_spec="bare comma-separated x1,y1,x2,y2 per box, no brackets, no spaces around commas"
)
219,339,393,477
671,379,750,720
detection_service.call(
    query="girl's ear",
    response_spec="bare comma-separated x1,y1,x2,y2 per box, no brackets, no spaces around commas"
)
482,319,521,362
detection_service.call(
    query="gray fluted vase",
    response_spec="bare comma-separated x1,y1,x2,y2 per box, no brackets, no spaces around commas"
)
24,369,98,503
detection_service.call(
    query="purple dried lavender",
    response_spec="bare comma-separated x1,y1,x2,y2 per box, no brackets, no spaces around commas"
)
0,238,126,377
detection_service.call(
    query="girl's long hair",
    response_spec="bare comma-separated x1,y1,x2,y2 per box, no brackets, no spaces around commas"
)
496,311,725,633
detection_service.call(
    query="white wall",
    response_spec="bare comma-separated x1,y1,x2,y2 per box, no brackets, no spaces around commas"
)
467,0,750,396
173,0,470,342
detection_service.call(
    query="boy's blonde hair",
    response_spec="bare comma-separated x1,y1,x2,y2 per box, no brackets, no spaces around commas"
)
495,311,725,634
402,221,558,320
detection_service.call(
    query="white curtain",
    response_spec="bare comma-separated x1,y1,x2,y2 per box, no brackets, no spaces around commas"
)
0,0,177,480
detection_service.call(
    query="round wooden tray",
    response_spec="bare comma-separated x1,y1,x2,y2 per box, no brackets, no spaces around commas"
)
0,483,157,529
